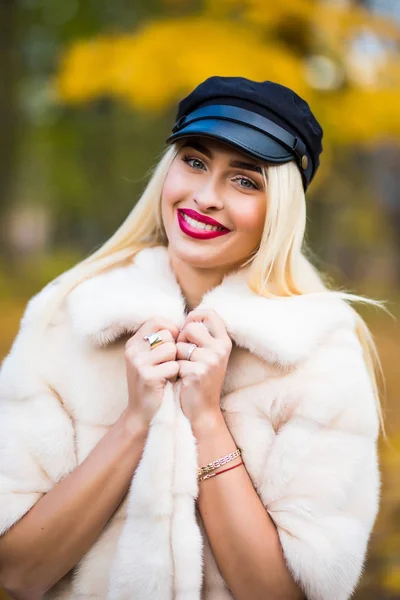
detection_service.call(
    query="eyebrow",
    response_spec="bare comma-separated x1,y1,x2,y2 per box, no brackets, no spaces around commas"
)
181,140,263,174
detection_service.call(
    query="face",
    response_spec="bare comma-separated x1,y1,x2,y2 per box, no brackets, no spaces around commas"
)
161,137,268,273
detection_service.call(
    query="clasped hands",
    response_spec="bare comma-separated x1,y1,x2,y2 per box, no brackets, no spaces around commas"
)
175,309,232,424
124,309,232,429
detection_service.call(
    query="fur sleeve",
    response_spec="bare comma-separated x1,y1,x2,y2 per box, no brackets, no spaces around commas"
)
0,285,76,535
261,329,380,600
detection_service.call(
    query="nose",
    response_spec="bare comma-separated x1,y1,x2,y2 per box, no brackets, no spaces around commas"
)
193,179,224,212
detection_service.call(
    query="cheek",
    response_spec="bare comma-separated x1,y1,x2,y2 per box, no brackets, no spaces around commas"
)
161,169,183,229
231,197,266,235
161,172,177,212
162,167,190,210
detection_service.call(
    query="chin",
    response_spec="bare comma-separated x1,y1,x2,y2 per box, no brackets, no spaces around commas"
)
168,236,242,271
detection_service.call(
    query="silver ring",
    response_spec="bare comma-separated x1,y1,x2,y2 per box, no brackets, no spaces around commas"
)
143,332,164,350
185,343,197,361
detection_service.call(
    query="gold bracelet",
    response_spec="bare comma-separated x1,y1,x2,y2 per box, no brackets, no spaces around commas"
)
197,448,241,479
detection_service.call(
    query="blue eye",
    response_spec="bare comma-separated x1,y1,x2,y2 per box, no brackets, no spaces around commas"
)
182,155,206,170
234,176,259,190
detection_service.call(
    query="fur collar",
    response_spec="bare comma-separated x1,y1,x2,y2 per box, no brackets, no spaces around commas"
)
67,246,356,367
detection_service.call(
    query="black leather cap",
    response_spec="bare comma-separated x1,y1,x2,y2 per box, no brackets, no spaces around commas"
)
166,76,323,191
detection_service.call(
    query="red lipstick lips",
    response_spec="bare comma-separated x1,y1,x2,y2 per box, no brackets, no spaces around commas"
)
177,209,230,240
180,209,226,228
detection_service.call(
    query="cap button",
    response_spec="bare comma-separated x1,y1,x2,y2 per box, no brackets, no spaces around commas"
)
301,155,308,170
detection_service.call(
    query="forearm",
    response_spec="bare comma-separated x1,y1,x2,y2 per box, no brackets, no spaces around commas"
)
0,410,148,599
193,411,302,600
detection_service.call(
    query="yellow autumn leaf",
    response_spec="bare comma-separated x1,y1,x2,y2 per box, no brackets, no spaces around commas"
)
56,37,117,103
241,0,400,42
322,90,400,144
54,3,400,147
55,17,307,111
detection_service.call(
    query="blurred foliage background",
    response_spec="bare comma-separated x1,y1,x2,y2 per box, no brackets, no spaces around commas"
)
0,0,400,598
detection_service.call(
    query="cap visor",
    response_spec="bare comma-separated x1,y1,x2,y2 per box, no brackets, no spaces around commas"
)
166,118,294,164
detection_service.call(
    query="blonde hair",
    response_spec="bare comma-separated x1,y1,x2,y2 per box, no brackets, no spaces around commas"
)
42,144,385,432
248,161,385,434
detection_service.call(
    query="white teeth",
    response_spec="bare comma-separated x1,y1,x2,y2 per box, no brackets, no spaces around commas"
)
182,213,224,232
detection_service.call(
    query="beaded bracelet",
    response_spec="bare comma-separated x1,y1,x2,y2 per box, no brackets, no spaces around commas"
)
198,461,244,482
197,448,241,479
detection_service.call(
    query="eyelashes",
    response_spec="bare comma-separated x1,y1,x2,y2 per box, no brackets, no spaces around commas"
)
182,155,206,171
181,155,260,190
234,176,259,190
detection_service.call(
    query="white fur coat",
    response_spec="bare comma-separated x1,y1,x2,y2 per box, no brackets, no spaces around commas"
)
0,246,380,600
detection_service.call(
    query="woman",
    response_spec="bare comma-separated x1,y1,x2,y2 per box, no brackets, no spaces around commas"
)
0,77,381,600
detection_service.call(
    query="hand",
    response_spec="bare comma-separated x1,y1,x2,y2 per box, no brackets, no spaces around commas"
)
176,309,232,427
124,318,180,427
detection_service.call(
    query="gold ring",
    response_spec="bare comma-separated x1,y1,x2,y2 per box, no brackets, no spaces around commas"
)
143,333,164,350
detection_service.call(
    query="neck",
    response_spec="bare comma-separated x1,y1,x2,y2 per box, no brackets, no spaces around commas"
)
168,251,231,312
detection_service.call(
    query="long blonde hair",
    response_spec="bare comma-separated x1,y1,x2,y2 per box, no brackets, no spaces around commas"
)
42,143,385,432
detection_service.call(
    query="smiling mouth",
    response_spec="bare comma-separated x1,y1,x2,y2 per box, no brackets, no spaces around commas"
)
180,212,226,232
177,209,231,240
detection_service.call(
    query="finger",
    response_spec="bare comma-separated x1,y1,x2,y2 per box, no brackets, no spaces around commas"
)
141,328,176,352
146,341,177,365
177,321,207,343
184,309,228,340
178,322,214,348
125,339,176,369
142,319,180,340
177,329,187,344
177,359,205,379
127,328,175,352
152,360,180,380
176,342,209,362
126,319,180,348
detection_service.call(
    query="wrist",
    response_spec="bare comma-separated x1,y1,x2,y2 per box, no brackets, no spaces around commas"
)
191,409,225,438
119,409,149,441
